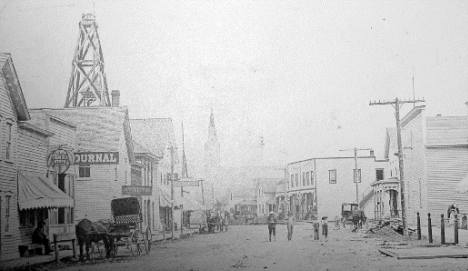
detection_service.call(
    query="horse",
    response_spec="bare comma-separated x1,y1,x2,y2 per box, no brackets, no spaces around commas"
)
75,218,113,261
342,210,367,231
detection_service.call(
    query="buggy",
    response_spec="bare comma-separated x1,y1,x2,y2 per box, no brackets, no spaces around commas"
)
105,197,152,257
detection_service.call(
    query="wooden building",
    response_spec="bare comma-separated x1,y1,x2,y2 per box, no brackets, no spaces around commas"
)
130,118,178,232
382,105,468,226
38,104,135,222
254,178,284,216
0,53,30,261
287,152,389,221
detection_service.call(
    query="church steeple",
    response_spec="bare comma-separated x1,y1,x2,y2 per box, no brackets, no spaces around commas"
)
204,109,221,206
208,108,217,139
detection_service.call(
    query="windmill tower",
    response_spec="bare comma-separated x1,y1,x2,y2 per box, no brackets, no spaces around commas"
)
64,13,111,107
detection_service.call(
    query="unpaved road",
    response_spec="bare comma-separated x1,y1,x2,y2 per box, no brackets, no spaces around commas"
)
54,223,468,271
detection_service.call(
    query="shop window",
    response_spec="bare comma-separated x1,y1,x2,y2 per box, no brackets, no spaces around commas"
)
376,169,384,181
21,210,36,227
6,123,12,160
58,208,65,224
353,169,361,183
290,174,294,188
302,172,306,186
79,165,90,178
310,171,314,186
329,170,337,184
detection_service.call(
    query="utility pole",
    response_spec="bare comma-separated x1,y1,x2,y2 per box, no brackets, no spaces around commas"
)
370,97,425,236
200,179,205,205
339,148,373,208
168,145,177,240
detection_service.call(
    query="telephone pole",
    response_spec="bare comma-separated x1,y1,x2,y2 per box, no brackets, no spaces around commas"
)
370,97,425,236
339,148,373,208
168,145,177,239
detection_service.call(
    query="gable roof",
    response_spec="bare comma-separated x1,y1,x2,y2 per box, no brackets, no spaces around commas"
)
130,118,178,160
0,53,30,121
33,107,135,162
426,116,468,147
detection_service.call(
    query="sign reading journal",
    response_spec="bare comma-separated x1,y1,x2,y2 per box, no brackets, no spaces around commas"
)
74,152,119,164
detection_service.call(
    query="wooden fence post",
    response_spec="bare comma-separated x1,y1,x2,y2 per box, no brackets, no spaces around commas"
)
428,213,433,244
441,214,445,245
454,214,459,245
417,212,421,240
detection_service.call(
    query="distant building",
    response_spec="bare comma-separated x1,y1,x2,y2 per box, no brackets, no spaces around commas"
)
254,178,284,216
130,118,178,231
287,152,389,220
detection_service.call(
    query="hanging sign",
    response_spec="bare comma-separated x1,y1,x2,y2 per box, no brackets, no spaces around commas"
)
122,185,152,196
74,152,119,164
47,148,74,174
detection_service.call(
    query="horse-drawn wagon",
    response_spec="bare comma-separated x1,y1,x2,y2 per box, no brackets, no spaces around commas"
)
76,197,152,260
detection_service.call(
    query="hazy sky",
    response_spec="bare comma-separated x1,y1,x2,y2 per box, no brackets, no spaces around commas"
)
1,0,467,176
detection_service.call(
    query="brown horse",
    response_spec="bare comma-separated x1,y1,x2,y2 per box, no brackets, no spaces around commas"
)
75,218,113,261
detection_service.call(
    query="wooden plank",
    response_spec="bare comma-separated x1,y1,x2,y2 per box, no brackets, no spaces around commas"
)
378,249,397,257
397,254,468,260
53,232,76,242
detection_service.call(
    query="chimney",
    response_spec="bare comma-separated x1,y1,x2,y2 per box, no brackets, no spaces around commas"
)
370,150,374,157
111,90,120,107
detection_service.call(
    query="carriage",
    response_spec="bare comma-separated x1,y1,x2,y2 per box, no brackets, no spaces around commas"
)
92,197,152,258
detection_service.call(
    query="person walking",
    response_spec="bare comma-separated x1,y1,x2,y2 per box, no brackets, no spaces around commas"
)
313,218,320,241
286,212,295,241
321,216,328,241
267,211,277,242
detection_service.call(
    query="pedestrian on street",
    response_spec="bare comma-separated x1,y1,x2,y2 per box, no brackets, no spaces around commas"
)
448,203,460,226
286,212,295,241
267,211,277,242
321,216,328,241
313,218,320,241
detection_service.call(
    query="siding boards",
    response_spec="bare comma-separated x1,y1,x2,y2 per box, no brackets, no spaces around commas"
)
426,148,468,219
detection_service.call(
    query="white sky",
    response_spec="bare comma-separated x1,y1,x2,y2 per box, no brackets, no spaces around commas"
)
1,0,467,176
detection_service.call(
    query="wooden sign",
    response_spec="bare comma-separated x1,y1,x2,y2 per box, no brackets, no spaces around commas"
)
47,148,74,174
74,152,119,164
122,185,152,196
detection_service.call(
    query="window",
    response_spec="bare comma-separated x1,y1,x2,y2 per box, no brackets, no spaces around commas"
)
310,171,314,186
302,172,306,186
329,170,337,184
5,195,11,232
290,174,294,188
6,123,12,160
295,174,299,187
79,165,90,178
114,168,118,180
58,208,65,224
376,169,384,181
306,172,310,186
353,169,361,183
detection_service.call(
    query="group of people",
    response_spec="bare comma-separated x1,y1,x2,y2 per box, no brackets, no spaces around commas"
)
267,211,329,242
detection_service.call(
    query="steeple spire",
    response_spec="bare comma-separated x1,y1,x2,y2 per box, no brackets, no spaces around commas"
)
181,121,188,178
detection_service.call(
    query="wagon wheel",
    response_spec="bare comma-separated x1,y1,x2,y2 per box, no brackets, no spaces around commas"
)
130,230,144,257
145,227,152,254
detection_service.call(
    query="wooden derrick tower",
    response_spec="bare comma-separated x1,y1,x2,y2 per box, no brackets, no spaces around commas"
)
64,13,111,107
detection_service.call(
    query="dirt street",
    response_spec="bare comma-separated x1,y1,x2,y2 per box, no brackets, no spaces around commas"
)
53,223,468,271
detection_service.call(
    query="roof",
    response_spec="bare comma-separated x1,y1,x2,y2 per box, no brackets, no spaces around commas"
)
426,116,468,146
235,200,257,206
36,107,135,162
0,53,30,121
255,178,285,193
130,118,178,160
18,121,54,137
18,171,74,210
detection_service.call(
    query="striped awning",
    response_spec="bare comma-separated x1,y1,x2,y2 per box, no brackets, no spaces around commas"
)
18,171,74,210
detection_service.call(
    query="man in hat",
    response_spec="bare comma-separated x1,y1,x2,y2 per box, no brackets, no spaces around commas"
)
267,211,277,242
321,216,328,241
